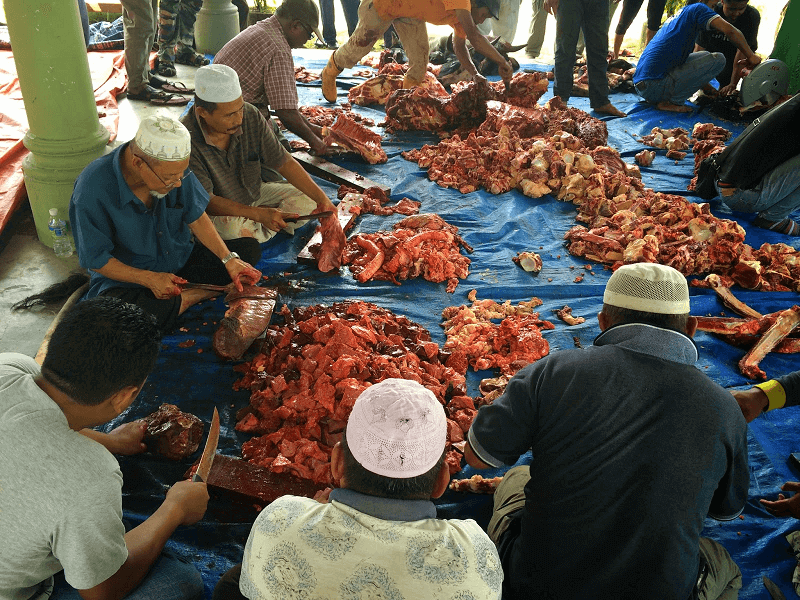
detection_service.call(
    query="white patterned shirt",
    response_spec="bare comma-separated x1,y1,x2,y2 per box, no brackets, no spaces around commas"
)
240,490,503,600
215,15,299,111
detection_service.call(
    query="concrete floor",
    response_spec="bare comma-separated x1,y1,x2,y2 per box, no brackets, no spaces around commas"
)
0,63,198,357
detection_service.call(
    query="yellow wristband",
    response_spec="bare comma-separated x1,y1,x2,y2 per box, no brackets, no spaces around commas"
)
754,379,787,412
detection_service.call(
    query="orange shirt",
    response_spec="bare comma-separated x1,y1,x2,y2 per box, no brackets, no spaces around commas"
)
373,0,472,38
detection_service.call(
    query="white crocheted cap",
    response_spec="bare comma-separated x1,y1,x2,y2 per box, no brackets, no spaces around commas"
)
195,64,242,103
604,263,690,314
134,115,191,161
347,378,447,479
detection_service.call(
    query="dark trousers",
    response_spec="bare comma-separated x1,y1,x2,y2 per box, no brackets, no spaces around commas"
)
320,0,359,44
101,237,261,332
212,564,246,600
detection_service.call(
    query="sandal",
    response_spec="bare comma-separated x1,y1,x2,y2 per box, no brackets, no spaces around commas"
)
149,74,194,94
753,216,800,236
175,49,210,67
152,57,177,77
127,85,190,106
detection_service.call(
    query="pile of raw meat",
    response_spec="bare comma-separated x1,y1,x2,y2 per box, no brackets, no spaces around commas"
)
687,122,734,191
403,99,611,195
297,103,375,128
232,301,478,483
441,290,554,405
383,73,551,133
337,185,421,217
294,66,320,83
341,213,472,292
324,114,387,164
348,71,447,106
442,290,553,374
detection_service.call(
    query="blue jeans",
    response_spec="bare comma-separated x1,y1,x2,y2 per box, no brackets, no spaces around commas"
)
635,51,725,105
320,0,359,45
553,0,610,108
319,0,337,45
50,551,204,600
717,153,800,222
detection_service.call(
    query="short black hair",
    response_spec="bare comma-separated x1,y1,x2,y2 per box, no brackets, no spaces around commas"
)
194,96,218,114
340,427,445,500
601,303,689,331
41,297,161,406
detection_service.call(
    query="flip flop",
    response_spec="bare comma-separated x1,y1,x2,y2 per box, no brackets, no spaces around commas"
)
149,75,194,94
127,85,190,106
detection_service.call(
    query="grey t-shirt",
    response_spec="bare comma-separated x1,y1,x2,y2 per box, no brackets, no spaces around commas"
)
0,354,128,600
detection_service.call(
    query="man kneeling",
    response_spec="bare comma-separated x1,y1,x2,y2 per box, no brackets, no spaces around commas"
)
214,378,504,600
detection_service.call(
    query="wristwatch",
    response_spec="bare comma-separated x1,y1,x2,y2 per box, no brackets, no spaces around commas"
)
221,251,240,265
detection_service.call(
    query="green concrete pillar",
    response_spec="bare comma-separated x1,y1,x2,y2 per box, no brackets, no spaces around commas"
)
4,0,109,248
195,0,240,55
771,0,800,95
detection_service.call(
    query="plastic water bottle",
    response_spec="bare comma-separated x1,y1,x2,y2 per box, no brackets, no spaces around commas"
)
48,208,74,258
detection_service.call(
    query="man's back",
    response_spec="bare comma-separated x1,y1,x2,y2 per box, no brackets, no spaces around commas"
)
635,3,719,82
239,491,503,599
470,325,749,599
0,354,127,600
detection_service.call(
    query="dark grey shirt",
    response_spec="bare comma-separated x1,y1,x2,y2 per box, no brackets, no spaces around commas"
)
180,102,288,207
469,323,749,600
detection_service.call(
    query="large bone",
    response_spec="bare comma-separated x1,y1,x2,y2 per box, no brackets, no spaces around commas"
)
739,305,800,380
705,274,762,319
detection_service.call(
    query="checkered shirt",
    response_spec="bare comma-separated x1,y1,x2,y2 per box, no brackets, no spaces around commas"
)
214,15,299,111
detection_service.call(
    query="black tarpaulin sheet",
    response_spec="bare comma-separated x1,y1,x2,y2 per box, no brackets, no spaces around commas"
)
100,55,800,599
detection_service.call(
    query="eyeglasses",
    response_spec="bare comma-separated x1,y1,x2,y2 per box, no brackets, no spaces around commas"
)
143,161,192,189
298,21,313,39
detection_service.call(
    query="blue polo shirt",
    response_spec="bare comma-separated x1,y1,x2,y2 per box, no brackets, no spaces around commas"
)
69,143,209,299
633,3,720,84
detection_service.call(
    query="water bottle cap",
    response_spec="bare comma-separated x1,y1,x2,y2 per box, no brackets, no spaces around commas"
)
49,208,58,216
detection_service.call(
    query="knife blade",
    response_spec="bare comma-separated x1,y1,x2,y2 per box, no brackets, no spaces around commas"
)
180,283,230,292
283,210,335,223
763,575,788,600
192,407,220,483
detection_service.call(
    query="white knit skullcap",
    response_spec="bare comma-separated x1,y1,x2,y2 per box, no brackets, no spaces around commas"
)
604,263,690,315
195,64,242,103
134,116,191,161
347,378,447,478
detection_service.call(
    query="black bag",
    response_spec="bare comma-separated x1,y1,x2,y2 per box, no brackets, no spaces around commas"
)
710,94,800,191
695,154,721,200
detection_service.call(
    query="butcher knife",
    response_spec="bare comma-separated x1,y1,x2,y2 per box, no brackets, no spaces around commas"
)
282,210,334,223
180,282,230,292
763,576,788,600
192,407,220,483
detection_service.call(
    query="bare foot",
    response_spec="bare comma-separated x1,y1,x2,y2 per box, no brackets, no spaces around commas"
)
656,101,692,113
594,103,626,117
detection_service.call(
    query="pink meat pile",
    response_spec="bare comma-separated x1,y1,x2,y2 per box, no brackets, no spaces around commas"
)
298,103,375,128
336,185,421,217
294,66,320,83
341,214,472,292
403,102,612,196
441,290,554,377
325,114,387,164
233,301,478,484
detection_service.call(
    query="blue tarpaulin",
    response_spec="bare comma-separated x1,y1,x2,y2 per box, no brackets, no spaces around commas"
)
105,54,800,599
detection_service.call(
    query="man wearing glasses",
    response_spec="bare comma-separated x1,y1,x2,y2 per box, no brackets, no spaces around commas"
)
69,115,263,331
215,0,329,156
